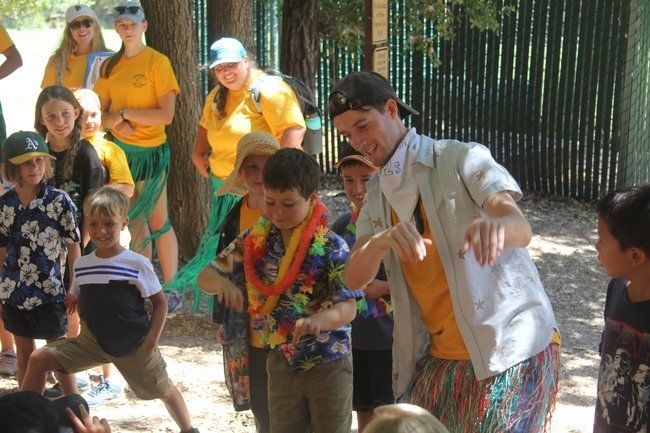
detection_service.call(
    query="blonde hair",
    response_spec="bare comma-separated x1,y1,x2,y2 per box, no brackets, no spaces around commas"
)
364,404,450,433
83,186,130,219
49,15,108,86
2,159,54,187
74,88,104,141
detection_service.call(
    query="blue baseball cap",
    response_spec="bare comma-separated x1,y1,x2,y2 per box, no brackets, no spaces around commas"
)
209,38,247,68
114,1,145,23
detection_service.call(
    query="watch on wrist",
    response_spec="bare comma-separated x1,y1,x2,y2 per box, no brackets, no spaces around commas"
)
119,108,126,121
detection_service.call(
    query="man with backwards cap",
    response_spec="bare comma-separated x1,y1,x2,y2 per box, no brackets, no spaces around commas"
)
329,71,561,432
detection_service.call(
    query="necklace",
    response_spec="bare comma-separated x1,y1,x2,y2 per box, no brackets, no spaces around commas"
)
244,201,327,315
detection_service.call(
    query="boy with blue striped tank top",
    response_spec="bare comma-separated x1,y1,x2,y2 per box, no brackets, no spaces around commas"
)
22,187,199,433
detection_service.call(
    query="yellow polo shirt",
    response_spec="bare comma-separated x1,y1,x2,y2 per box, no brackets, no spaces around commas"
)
93,46,180,147
41,53,89,89
199,70,305,179
88,135,134,187
0,24,14,53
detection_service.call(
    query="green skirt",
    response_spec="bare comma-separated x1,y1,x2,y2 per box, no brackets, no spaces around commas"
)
164,175,240,311
113,139,171,250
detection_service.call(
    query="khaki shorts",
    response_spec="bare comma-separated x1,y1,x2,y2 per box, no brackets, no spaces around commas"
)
46,324,172,400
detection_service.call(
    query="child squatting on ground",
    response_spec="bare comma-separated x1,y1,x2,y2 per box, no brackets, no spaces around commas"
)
331,142,395,432
198,147,360,433
593,184,650,433
21,186,200,433
198,131,280,433
0,131,81,394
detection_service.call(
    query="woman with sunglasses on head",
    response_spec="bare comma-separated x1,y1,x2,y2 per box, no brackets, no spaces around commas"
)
167,38,305,298
41,4,111,90
93,2,180,307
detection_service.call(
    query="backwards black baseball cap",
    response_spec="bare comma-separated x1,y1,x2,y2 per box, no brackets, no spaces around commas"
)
328,71,419,119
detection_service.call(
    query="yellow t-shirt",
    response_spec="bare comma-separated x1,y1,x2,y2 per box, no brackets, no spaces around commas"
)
392,202,471,360
88,135,135,187
199,70,305,179
236,195,265,349
0,24,14,53
93,46,180,147
41,53,89,89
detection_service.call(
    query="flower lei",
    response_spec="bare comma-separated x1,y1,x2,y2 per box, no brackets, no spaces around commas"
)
244,201,327,316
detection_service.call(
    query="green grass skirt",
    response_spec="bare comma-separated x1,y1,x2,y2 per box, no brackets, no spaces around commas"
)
164,175,240,311
113,139,171,250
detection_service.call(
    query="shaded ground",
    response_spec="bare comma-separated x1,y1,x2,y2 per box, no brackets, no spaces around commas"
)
0,188,605,432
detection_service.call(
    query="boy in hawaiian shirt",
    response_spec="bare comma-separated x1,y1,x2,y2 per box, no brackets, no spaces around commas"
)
199,148,358,433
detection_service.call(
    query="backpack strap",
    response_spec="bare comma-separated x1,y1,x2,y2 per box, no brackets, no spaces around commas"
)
249,73,279,114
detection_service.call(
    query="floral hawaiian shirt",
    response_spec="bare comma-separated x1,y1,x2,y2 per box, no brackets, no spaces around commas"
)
214,225,360,372
0,184,80,310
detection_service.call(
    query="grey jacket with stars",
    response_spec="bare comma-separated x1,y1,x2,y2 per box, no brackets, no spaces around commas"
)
356,131,557,398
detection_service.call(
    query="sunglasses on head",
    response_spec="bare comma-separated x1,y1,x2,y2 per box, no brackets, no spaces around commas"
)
69,19,94,31
328,91,365,118
115,5,142,14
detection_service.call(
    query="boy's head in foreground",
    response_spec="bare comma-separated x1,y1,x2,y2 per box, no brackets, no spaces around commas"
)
364,403,450,433
335,141,377,211
595,184,650,279
83,187,130,252
262,148,320,232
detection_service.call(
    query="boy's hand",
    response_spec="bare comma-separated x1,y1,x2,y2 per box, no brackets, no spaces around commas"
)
372,222,432,263
142,332,157,352
218,283,244,313
292,316,322,346
65,293,78,315
364,279,390,299
463,216,506,267
66,404,112,433
215,325,229,346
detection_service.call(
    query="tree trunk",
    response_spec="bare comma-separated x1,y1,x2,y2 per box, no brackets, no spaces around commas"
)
208,0,254,53
280,0,319,90
141,0,209,260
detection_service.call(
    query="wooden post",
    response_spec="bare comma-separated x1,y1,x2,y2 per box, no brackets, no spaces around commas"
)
364,0,389,76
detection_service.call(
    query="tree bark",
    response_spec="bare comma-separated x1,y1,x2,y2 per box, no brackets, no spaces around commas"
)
280,0,319,90
140,0,209,260
208,0,254,54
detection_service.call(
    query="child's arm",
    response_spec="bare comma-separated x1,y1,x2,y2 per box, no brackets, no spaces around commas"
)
0,247,6,276
291,298,356,346
364,279,390,299
197,265,244,313
143,290,167,351
66,243,81,314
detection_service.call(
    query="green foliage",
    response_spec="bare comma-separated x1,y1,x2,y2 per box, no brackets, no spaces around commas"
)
318,0,514,63
2,0,116,28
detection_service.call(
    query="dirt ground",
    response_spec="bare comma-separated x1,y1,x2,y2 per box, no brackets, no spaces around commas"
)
0,187,606,433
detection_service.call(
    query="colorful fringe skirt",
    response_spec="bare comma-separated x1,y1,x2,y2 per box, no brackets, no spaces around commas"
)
164,175,239,311
113,139,171,250
402,344,560,433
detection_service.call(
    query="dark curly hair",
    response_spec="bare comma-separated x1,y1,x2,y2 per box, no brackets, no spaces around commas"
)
596,184,650,254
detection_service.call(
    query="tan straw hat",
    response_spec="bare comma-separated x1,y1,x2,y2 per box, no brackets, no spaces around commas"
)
215,131,280,196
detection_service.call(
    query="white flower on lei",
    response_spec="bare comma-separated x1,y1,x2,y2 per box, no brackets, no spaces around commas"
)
20,263,39,287
22,297,43,310
0,278,16,300
0,205,15,230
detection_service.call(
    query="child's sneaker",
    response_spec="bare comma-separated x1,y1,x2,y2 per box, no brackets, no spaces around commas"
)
82,379,126,406
0,350,17,376
166,291,183,314
76,371,92,393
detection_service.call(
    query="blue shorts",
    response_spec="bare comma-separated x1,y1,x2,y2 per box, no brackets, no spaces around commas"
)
1,302,67,340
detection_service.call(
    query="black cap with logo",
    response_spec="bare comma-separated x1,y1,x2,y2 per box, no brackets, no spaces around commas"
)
2,131,55,165
328,71,419,119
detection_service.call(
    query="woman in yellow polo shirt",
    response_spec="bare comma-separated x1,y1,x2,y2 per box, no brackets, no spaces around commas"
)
93,2,180,299
168,37,305,302
41,4,110,89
